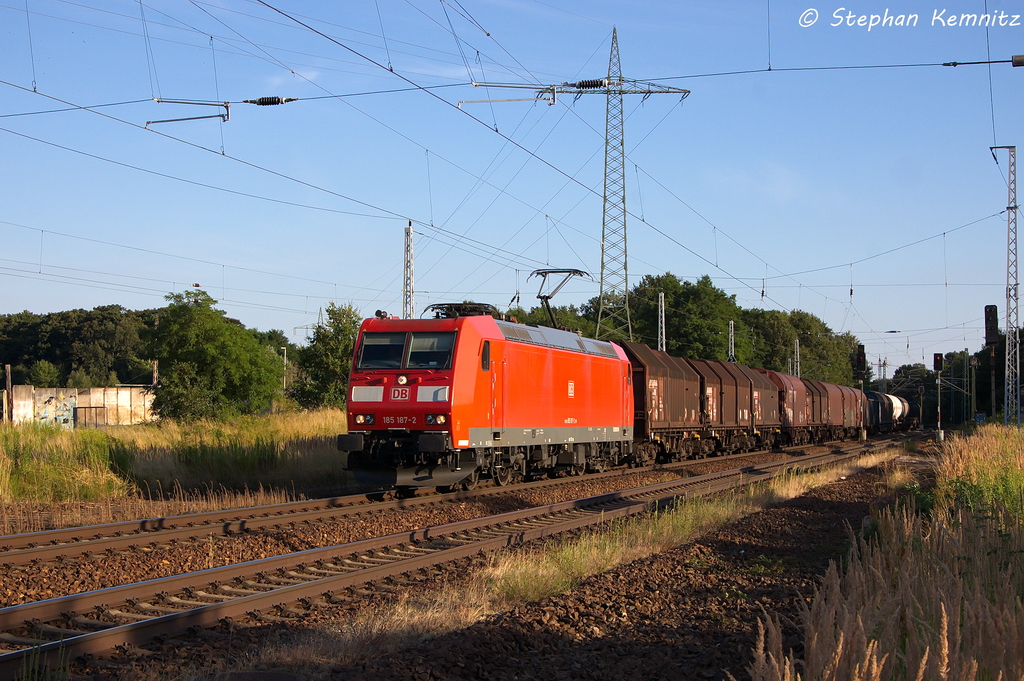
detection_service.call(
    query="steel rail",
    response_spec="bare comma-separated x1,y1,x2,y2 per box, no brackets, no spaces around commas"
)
0,444,878,677
0,446,827,566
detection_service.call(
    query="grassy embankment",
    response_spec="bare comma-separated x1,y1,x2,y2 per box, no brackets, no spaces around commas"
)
750,424,1024,681
0,409,349,533
245,449,903,676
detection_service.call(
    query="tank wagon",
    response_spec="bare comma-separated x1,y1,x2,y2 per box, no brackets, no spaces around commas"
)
339,307,910,489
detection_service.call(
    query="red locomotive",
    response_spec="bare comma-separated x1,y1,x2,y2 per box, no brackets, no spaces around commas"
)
337,304,633,489
338,305,914,490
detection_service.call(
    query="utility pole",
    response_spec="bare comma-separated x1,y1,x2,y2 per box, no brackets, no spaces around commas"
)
4,364,11,423
993,145,1020,426
403,220,415,320
658,292,666,352
794,338,801,378
728,320,736,363
280,347,287,391
461,29,689,341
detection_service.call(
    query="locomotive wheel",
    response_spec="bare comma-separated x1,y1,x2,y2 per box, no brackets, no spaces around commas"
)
493,466,513,486
460,469,479,491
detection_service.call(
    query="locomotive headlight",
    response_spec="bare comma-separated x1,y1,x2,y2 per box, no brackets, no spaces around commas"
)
396,375,408,385
354,414,375,425
435,414,447,425
425,414,447,425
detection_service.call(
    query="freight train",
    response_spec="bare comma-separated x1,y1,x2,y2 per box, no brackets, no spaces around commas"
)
336,304,915,490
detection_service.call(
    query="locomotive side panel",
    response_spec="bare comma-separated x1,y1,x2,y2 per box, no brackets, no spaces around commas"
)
470,332,632,448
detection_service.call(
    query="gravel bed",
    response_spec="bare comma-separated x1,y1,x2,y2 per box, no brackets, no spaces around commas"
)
66,458,921,681
1,461,773,607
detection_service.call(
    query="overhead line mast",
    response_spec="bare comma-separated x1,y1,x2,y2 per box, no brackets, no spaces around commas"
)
993,145,1020,426
462,28,689,341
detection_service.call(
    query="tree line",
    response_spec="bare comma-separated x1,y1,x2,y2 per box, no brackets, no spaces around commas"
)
511,273,864,387
2,274,867,422
0,291,361,422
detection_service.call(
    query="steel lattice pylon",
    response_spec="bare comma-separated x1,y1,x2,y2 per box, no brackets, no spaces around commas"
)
996,146,1021,425
464,30,689,340
403,220,415,319
596,29,630,340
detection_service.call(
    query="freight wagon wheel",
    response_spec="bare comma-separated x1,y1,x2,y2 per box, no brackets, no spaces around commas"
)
569,464,585,476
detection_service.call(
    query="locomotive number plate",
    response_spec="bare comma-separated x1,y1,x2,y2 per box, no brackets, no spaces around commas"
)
391,387,411,401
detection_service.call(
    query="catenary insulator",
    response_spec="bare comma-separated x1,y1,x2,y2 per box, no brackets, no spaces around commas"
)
572,79,607,89
244,97,298,106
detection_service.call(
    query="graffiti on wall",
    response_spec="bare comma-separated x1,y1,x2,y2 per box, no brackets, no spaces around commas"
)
34,391,77,428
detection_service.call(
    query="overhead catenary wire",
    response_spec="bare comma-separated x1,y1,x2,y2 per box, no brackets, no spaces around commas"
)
252,1,794,311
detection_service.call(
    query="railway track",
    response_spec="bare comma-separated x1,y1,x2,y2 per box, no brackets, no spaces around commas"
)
0,442,883,677
0,445,849,567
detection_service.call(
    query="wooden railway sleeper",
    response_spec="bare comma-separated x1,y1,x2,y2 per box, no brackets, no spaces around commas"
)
281,571,321,582
0,632,48,646
67,615,117,630
303,566,349,576
185,588,235,602
159,595,211,608
216,585,265,596
312,562,361,573
99,608,154,622
129,601,191,615
339,558,388,569
31,621,82,638
389,547,435,557
238,579,278,591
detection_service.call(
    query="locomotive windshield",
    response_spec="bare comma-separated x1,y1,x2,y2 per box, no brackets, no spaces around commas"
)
407,332,455,368
357,333,406,369
356,331,455,370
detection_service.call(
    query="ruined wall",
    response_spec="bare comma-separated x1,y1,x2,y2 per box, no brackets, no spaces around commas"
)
3,386,155,427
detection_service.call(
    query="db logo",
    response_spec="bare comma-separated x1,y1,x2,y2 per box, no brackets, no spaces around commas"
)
390,387,410,401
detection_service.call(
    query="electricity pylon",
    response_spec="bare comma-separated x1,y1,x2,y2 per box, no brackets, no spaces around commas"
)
993,146,1020,425
403,220,415,319
462,28,690,340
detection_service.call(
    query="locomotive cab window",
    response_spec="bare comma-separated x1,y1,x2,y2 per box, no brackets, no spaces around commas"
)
357,333,406,369
406,332,455,369
481,341,490,371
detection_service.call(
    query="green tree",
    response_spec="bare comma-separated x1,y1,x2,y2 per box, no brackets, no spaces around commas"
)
788,310,859,385
742,308,796,371
28,359,60,387
152,291,282,421
291,303,363,409
66,368,92,389
631,273,751,361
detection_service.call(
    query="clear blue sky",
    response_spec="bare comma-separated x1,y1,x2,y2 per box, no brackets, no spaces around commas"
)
1,0,1021,374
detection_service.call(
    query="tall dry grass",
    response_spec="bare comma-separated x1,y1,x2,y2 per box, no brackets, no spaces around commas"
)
750,505,1024,681
0,409,351,531
749,425,1024,681
935,423,1024,513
